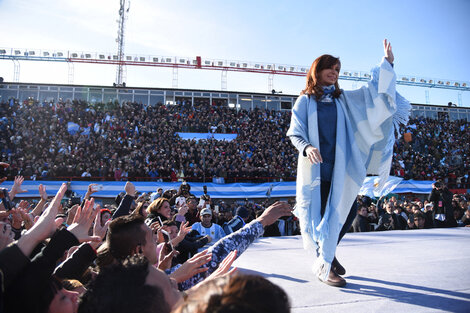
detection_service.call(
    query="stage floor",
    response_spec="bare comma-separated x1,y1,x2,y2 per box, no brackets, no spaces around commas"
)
234,227,470,313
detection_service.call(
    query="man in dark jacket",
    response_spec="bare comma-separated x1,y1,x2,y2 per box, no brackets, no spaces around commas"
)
352,205,370,232
428,181,455,228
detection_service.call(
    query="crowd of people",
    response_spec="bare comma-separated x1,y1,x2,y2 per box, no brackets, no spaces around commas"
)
352,182,470,233
0,175,294,313
0,97,468,187
0,98,295,183
391,116,469,188
0,165,469,311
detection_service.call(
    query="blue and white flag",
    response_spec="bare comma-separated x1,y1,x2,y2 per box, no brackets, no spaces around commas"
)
81,127,90,136
359,176,403,198
67,122,80,135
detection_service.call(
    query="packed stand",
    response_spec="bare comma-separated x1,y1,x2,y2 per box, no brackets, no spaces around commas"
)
1,98,469,186
0,98,296,183
391,116,470,188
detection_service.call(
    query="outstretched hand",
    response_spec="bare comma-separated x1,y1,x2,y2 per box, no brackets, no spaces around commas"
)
169,250,212,283
67,198,101,243
124,181,136,197
9,176,28,199
38,184,48,201
256,201,293,227
16,183,68,256
383,39,394,64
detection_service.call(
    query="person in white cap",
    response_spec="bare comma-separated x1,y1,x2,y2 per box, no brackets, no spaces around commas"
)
191,207,226,251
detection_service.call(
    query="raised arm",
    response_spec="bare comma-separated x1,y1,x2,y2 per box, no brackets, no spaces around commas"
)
383,39,394,64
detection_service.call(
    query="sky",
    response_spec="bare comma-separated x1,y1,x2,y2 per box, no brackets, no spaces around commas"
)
0,0,469,106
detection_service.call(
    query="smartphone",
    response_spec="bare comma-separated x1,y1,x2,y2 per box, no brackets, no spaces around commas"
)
91,184,103,192
214,205,219,213
176,196,186,207
198,198,205,208
160,229,174,252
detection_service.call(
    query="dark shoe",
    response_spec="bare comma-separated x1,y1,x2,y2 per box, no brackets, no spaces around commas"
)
332,257,346,276
319,269,346,287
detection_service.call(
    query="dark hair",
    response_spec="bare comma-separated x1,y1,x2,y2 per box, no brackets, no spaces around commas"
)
107,215,147,260
174,274,290,313
78,256,170,313
414,211,426,220
302,54,342,100
5,274,64,313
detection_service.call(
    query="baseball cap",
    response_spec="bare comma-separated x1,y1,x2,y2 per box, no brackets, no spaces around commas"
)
200,208,212,216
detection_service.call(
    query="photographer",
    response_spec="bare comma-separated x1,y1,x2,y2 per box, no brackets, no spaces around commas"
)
428,180,456,228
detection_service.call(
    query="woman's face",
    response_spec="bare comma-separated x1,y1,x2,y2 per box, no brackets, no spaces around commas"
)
317,63,340,86
157,201,171,219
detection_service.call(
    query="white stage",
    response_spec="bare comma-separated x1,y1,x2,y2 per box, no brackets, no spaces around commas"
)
235,228,470,313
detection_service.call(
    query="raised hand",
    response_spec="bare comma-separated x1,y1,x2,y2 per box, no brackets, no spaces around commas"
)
177,203,189,216
66,204,79,226
135,192,148,203
383,39,394,64
90,205,110,249
169,250,212,283
16,183,68,256
124,181,136,196
18,207,34,230
38,184,48,201
9,208,23,229
256,201,293,227
67,198,101,243
9,176,28,199
157,247,179,271
84,184,99,200
177,221,191,238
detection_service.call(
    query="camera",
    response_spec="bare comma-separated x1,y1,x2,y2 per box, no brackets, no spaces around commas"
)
70,197,81,206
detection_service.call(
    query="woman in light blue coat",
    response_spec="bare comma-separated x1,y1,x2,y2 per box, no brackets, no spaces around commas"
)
288,40,410,287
